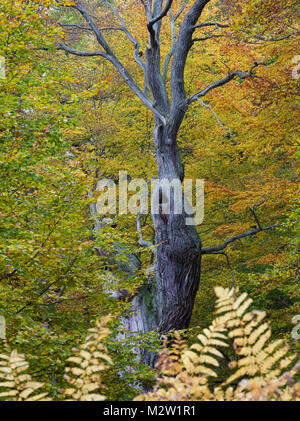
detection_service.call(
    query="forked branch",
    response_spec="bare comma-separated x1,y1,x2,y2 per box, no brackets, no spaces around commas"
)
201,199,280,255
58,1,166,124
147,0,174,46
102,0,145,72
187,62,267,104
149,0,174,26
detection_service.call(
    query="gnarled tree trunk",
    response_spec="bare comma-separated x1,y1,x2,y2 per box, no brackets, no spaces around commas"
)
58,0,268,369
109,125,202,368
151,124,202,333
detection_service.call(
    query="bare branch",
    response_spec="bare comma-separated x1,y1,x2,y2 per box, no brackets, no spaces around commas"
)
196,23,297,45
169,0,211,137
67,1,165,124
201,200,279,255
149,0,174,26
102,0,145,72
193,34,225,42
144,0,153,21
174,0,189,21
250,198,269,229
59,23,92,31
96,26,125,31
56,43,109,58
243,31,298,43
255,34,295,41
229,30,299,45
208,251,235,288
192,21,229,42
187,61,267,104
70,2,113,53
197,99,239,145
60,23,134,33
201,224,279,255
147,0,173,45
162,10,176,83
144,1,171,115
194,22,229,29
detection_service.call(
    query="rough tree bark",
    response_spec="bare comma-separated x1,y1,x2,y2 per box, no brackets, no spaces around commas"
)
56,0,276,366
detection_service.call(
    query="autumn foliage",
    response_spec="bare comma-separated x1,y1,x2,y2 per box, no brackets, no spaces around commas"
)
0,0,299,401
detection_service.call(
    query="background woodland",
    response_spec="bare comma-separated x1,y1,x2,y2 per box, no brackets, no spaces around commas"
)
0,0,299,400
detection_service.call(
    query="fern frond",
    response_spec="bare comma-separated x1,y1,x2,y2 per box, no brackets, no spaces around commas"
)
182,319,228,379
63,315,113,401
136,287,300,401
0,351,49,401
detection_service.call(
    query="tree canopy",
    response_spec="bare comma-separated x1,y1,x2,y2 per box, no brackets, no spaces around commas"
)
0,0,299,401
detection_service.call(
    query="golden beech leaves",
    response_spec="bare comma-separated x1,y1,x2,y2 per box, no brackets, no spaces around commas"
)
0,0,299,402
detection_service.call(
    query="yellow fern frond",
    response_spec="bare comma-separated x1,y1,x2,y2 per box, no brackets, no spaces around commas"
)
0,351,49,401
63,315,113,401
136,287,300,401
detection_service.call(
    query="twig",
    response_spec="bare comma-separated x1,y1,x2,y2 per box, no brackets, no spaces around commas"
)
210,251,235,288
197,99,239,145
201,199,280,255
